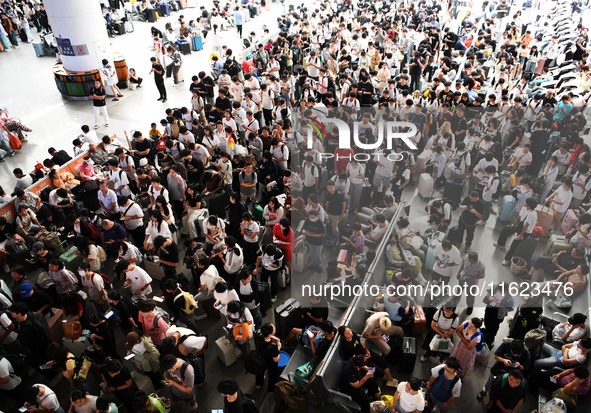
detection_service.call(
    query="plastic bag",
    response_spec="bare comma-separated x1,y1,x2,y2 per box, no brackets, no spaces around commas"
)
540,397,567,413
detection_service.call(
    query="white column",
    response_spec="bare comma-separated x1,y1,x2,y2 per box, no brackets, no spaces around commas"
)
43,0,112,72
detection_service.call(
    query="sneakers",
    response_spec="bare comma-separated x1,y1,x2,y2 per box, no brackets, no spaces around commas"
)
476,220,486,225
271,296,277,303
385,379,398,388
501,259,510,266
420,354,428,363
105,123,109,127
477,390,486,400
94,125,99,129
466,307,473,315
493,243,505,250
112,98,119,101
463,245,470,252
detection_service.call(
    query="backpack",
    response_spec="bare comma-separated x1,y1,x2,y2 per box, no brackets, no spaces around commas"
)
174,291,197,315
245,350,266,375
152,307,172,330
180,356,205,386
326,75,336,94
97,245,107,262
224,58,241,77
432,366,461,400
239,393,260,413
92,272,112,290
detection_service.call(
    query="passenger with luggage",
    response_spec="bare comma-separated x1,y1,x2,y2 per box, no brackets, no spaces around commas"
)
455,191,484,252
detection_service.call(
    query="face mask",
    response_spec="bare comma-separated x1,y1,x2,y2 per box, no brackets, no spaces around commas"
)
78,270,86,277
309,217,318,222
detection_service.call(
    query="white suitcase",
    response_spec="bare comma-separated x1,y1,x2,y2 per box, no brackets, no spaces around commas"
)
418,173,434,199
277,267,290,289
142,259,164,280
215,336,239,366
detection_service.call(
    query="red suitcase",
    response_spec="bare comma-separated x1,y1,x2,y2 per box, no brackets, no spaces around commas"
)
337,249,349,265
409,305,427,336
560,209,579,235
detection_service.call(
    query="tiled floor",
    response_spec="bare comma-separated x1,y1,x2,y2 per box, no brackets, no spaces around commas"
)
0,3,585,413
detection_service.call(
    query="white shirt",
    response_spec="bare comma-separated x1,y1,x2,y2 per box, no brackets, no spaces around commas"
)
346,163,365,185
33,385,61,410
146,220,172,244
98,189,119,212
109,169,131,196
81,130,101,146
166,325,207,351
430,364,462,397
224,245,244,274
213,289,240,316
126,266,153,295
200,265,223,292
0,313,17,344
572,172,591,200
121,201,144,230
519,206,538,234
432,309,460,331
550,186,573,214
302,163,319,187
396,382,426,412
432,244,461,278
0,357,21,390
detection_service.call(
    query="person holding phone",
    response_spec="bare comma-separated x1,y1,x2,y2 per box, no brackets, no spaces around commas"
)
339,354,381,413
22,384,64,413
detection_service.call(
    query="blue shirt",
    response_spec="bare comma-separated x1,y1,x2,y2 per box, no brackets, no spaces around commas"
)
234,11,244,25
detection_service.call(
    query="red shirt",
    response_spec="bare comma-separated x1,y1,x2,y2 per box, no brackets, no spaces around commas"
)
334,148,355,174
559,372,591,396
273,223,294,262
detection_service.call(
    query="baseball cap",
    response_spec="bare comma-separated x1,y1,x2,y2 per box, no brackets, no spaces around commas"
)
139,158,149,167
20,283,33,298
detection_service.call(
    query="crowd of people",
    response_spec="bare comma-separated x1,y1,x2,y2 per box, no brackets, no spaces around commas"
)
1,0,591,412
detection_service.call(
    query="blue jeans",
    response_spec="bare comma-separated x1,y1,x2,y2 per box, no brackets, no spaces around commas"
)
533,343,566,371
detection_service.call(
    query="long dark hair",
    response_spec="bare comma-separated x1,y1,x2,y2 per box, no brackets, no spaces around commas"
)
279,217,290,237
150,209,164,232
155,195,171,217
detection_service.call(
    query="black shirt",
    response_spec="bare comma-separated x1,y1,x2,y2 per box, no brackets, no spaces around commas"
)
340,332,364,360
184,157,204,183
491,342,531,375
460,196,484,226
259,339,279,368
326,191,345,215
152,63,164,80
215,96,232,113
340,360,365,393
302,218,324,245
51,150,72,166
159,241,180,265
90,87,106,107
489,374,527,413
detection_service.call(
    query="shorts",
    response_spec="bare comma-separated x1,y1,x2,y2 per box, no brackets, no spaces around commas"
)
373,174,391,189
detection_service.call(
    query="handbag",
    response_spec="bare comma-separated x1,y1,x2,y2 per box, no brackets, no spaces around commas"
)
428,335,454,353
63,320,82,340
294,359,315,385
8,132,21,150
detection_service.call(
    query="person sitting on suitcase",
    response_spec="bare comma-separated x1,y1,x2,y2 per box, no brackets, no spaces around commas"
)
362,312,403,357
494,197,538,266
455,191,484,252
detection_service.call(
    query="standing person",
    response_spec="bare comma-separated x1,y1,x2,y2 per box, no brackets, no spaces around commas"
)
166,45,183,85
253,244,284,303
149,57,167,103
456,252,486,315
255,323,281,393
425,357,462,413
431,240,461,286
456,191,484,252
483,283,514,348
100,59,123,100
450,317,484,377
160,355,199,412
89,80,109,130
233,6,244,38
302,209,324,273
546,178,574,230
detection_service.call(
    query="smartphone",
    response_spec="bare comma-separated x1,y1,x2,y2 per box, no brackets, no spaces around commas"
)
214,303,223,310
550,377,557,384
307,330,314,338
19,407,27,413
368,367,375,374
161,380,170,386
104,310,114,319
382,334,390,342
39,365,53,370
124,354,135,360
153,296,164,303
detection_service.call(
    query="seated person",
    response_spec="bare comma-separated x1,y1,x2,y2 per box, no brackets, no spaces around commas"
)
283,320,335,360
364,214,389,247
391,378,426,413
528,247,586,281
341,222,365,255
384,237,423,282
533,338,591,372
546,313,588,345
549,264,589,296
339,354,381,412
477,340,531,399
362,312,403,357
384,293,414,327
338,326,398,387
539,365,591,408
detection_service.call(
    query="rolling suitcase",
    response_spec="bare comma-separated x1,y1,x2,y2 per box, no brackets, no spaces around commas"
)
443,180,463,206
192,36,203,51
32,42,44,57
215,336,239,366
275,298,302,339
409,305,426,336
114,21,126,35
513,237,538,264
258,280,272,316
543,234,571,256
560,209,579,235
208,192,229,218
360,178,373,208
180,41,191,55
418,173,434,200
425,246,436,271
142,258,165,280
179,0,187,8
291,245,305,273
202,297,221,318
60,247,83,273
398,336,417,374
534,58,546,75
277,267,290,289
47,308,65,343
535,205,555,235
498,195,516,222
124,21,134,33
446,226,462,246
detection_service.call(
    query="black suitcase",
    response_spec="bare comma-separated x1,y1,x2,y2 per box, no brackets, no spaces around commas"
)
398,336,417,375
180,41,191,55
146,8,157,22
508,306,542,340
207,192,230,218
274,298,302,339
360,181,372,209
114,21,125,35
443,180,464,206
258,280,272,316
446,225,462,246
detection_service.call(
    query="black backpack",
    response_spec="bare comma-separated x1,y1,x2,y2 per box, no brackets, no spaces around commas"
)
180,356,205,386
224,58,241,77
244,350,266,375
239,393,260,413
